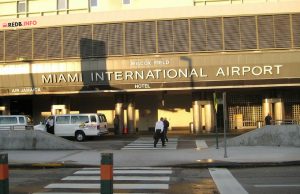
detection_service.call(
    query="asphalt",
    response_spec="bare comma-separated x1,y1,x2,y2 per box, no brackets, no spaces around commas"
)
2,135,300,168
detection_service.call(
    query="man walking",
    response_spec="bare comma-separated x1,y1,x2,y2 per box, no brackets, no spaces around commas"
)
163,118,169,142
154,117,165,148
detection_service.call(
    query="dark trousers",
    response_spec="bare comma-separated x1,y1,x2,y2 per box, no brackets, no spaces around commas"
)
164,129,168,142
154,130,165,147
47,126,54,134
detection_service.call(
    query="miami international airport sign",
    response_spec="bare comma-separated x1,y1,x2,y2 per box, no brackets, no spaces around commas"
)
1,52,300,95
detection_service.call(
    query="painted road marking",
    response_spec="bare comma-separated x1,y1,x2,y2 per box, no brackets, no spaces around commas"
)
195,140,208,149
74,169,173,174
209,168,248,194
122,137,178,150
45,183,169,189
83,167,172,170
63,175,170,181
37,167,173,193
254,184,300,187
35,192,164,194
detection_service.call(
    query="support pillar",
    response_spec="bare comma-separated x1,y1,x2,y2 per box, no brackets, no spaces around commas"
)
115,95,124,135
127,99,135,134
262,98,272,119
204,102,214,132
274,99,284,124
192,100,202,134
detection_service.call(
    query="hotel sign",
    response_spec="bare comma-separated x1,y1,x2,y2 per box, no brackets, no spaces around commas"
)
41,64,283,84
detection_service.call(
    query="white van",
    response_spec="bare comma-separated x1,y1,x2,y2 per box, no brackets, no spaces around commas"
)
34,113,108,141
0,115,33,130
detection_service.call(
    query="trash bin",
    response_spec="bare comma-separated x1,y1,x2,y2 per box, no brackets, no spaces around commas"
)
189,122,194,134
257,121,263,128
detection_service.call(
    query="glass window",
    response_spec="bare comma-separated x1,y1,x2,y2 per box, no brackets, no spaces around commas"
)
19,117,25,124
17,0,26,13
91,0,98,7
98,115,107,122
58,0,67,10
56,116,70,124
71,116,89,124
90,115,96,123
0,117,17,124
123,0,131,5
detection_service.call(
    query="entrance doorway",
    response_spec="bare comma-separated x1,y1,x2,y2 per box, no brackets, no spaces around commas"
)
10,98,33,116
51,105,68,115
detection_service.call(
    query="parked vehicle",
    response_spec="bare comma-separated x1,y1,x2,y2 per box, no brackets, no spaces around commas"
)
0,115,33,130
34,113,108,141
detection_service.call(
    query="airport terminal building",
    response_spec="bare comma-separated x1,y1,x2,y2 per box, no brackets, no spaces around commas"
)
0,0,300,134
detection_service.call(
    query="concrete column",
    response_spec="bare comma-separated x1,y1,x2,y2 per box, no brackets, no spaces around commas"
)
274,100,284,123
115,95,124,135
204,102,214,132
127,100,135,134
262,98,272,119
192,100,202,134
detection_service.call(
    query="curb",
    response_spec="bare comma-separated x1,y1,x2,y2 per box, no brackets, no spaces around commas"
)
9,160,300,169
171,160,300,168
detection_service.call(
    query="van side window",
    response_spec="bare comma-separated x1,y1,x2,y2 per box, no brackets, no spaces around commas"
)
71,116,89,124
0,117,17,124
90,115,97,123
19,117,25,124
100,115,107,122
56,116,70,124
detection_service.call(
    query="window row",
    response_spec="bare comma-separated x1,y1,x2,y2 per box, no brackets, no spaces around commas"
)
0,13,300,61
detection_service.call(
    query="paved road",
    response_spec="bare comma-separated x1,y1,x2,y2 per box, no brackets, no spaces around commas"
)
9,166,300,194
76,133,220,150
9,167,218,194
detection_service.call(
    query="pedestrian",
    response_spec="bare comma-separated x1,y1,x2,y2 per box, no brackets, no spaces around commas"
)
163,118,169,142
46,116,54,134
265,113,272,125
154,117,165,148
113,115,119,135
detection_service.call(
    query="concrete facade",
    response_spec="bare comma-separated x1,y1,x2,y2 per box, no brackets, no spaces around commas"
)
227,125,300,147
0,0,300,134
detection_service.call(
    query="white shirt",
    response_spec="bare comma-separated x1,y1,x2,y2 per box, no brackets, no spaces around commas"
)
155,120,164,132
47,118,54,127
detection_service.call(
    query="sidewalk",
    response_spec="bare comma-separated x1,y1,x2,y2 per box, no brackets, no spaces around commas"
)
3,145,300,168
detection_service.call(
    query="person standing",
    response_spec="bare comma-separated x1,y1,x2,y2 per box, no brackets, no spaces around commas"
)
163,118,169,142
154,117,165,148
46,116,54,134
265,113,272,125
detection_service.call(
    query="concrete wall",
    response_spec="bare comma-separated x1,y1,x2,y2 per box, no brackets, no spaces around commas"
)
0,130,89,150
227,125,300,147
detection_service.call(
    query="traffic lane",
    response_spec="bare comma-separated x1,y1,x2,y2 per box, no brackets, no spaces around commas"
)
9,168,79,194
230,166,300,194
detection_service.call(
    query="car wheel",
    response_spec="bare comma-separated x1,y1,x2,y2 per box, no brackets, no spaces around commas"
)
75,131,85,142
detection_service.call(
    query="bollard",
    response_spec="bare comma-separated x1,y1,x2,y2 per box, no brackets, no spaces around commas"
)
101,153,113,194
0,154,9,194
